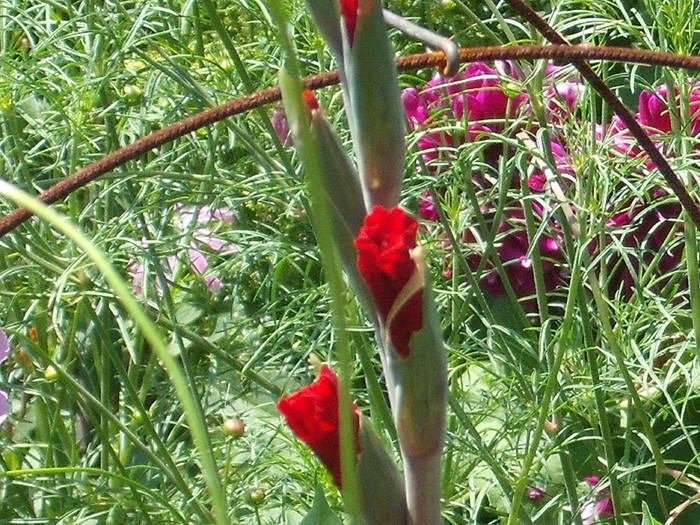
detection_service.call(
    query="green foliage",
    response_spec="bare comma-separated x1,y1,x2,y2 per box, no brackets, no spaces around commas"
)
300,485,343,525
2,0,700,523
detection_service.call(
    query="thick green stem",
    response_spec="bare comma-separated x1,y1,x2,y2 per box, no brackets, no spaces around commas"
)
404,453,442,525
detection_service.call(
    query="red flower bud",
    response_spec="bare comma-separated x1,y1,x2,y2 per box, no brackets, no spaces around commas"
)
277,365,359,488
339,0,358,44
355,206,423,358
302,89,319,113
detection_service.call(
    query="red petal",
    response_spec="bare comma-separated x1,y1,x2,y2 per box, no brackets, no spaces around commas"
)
355,206,423,357
338,0,358,44
277,365,359,488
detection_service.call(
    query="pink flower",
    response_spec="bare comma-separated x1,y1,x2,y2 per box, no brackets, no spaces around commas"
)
537,63,585,123
277,365,360,489
527,486,546,501
271,104,292,147
580,477,615,525
545,81,585,123
129,204,236,295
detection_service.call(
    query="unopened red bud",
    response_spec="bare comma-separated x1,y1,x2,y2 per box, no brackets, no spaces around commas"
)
222,418,245,438
302,89,319,112
544,419,558,434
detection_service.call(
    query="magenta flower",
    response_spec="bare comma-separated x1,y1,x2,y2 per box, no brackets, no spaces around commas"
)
603,188,683,298
452,62,526,123
580,476,615,525
638,84,700,135
464,207,565,305
527,140,576,193
0,330,10,427
418,191,439,222
402,61,581,175
639,88,673,133
403,62,525,130
601,82,700,170
402,86,432,130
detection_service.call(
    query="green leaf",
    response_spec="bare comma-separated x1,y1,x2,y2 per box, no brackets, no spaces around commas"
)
641,502,664,525
300,485,343,525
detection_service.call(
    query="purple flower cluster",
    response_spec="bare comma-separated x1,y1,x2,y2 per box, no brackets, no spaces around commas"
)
129,204,236,295
404,62,581,306
402,62,581,170
0,330,9,426
597,85,699,297
405,62,694,304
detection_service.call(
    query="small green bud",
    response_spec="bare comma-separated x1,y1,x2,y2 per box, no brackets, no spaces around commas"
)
131,410,145,425
246,487,265,505
123,84,142,103
44,365,58,381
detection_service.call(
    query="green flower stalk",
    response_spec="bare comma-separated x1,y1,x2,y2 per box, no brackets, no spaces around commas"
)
284,88,372,308
307,105,366,237
309,109,377,311
306,0,405,209
356,206,447,525
280,2,443,522
356,417,408,525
